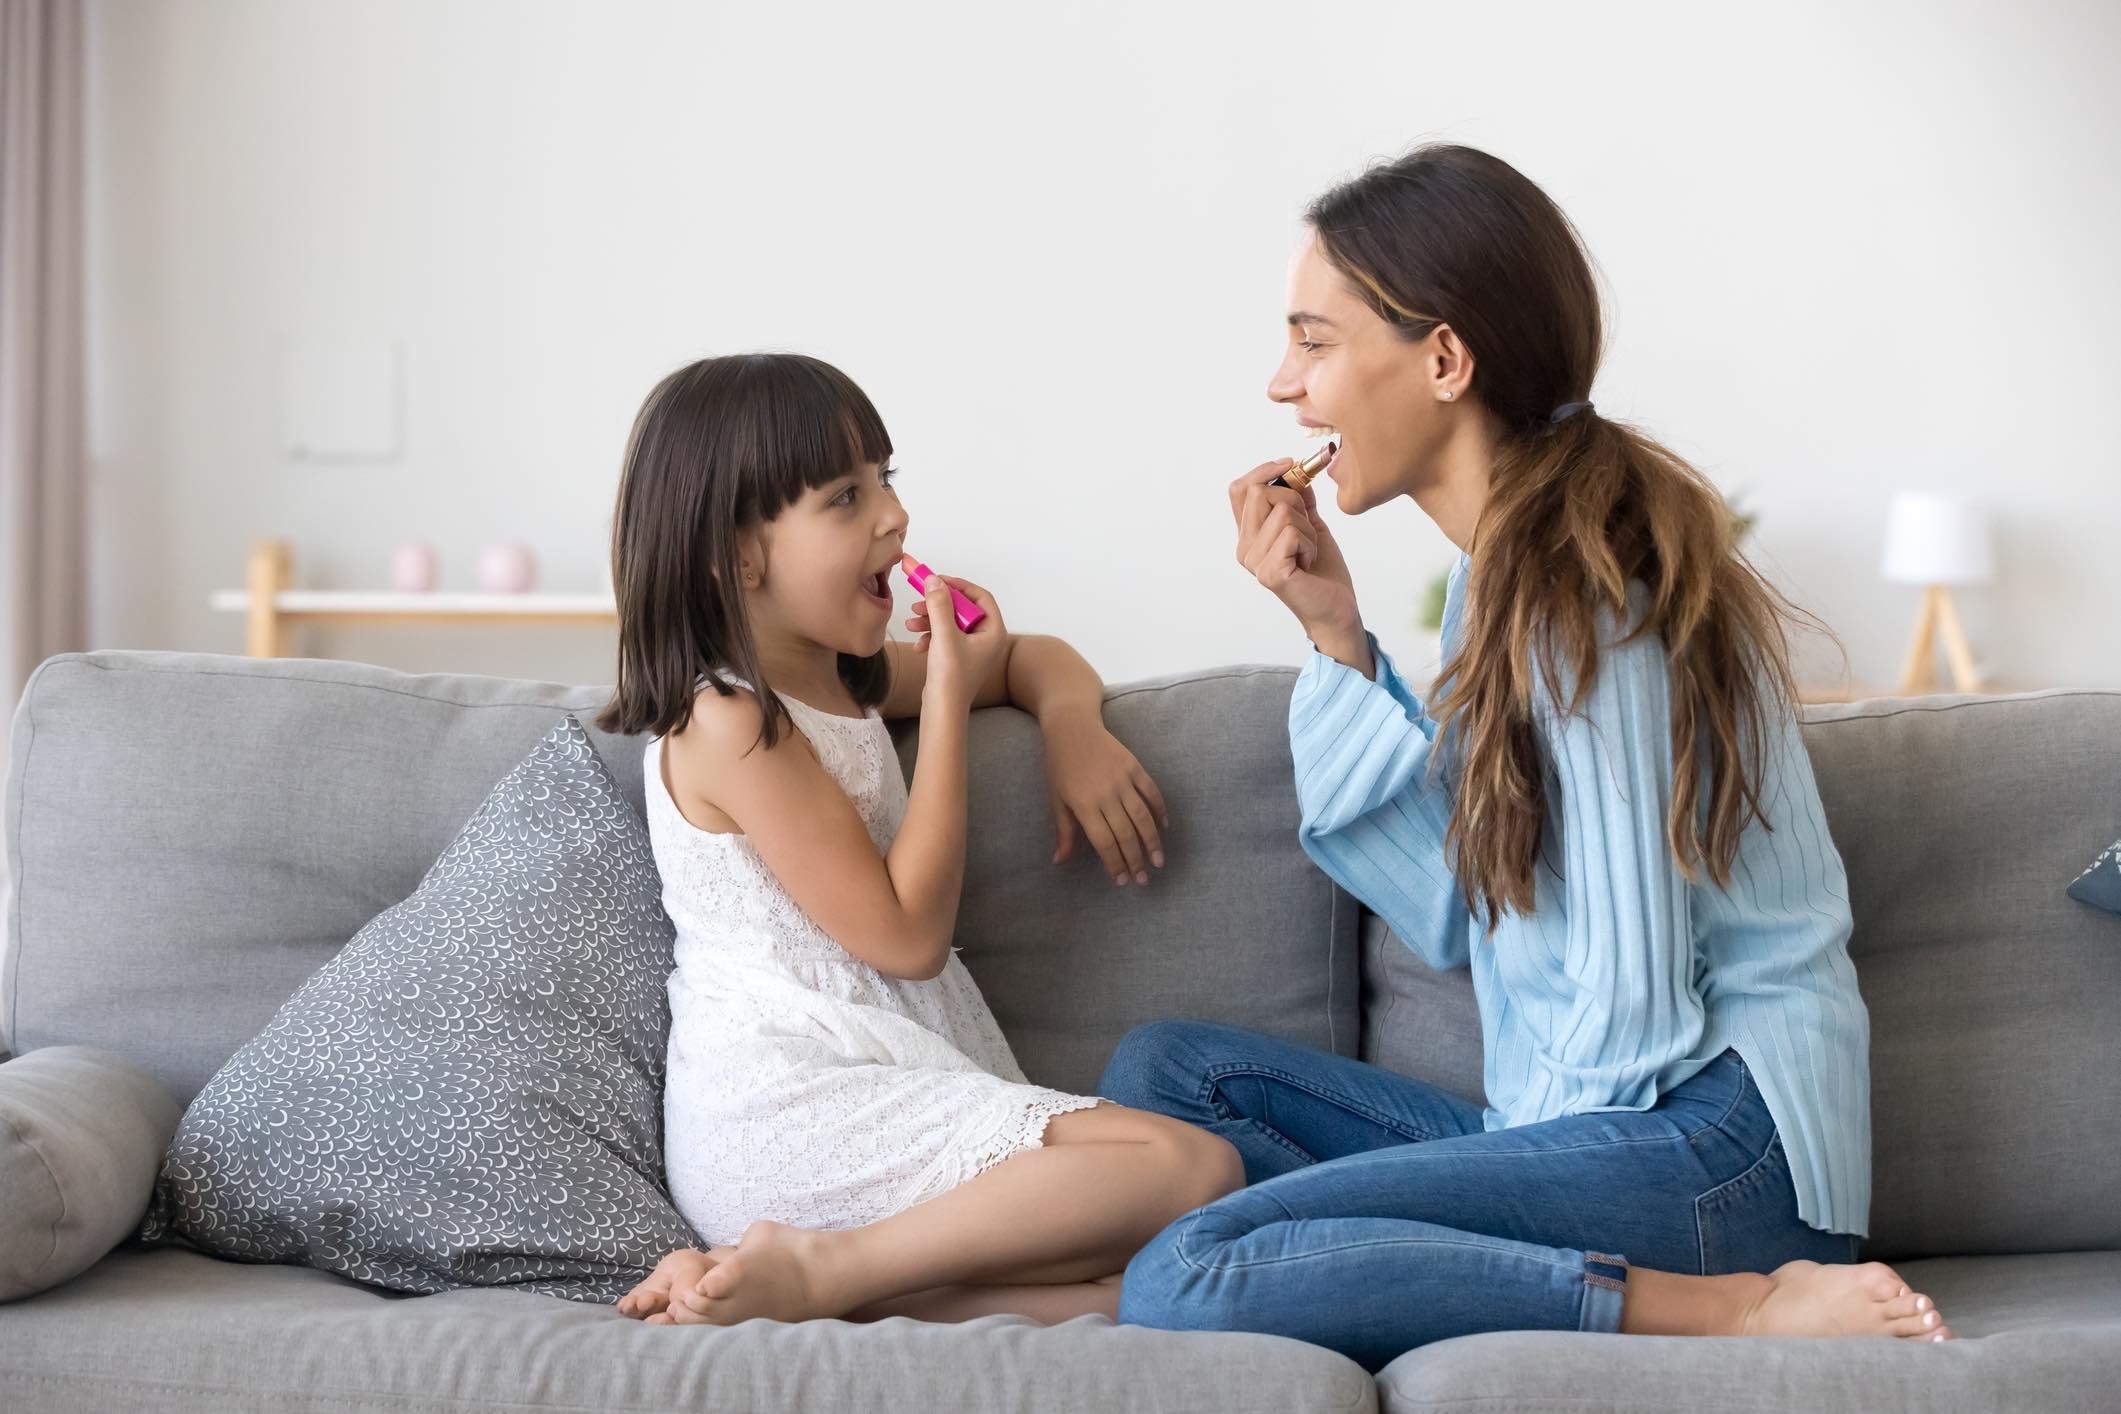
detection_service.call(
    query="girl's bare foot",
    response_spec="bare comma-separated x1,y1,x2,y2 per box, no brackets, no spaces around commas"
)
676,1221,850,1326
1736,1261,1955,1341
622,1245,734,1324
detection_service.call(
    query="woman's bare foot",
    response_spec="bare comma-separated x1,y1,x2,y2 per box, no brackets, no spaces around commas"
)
674,1221,851,1326
1735,1261,1956,1341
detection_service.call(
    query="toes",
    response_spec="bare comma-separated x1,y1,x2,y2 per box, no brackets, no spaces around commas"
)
699,1259,741,1301
1887,1309,1947,1339
645,1311,673,1325
1857,1262,1904,1300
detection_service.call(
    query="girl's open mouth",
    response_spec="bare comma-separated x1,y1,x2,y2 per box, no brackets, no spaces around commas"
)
860,568,892,608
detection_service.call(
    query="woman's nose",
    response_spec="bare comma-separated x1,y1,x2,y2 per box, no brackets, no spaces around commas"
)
1266,352,1304,405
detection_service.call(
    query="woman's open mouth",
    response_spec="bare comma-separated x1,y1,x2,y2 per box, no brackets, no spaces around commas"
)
860,568,893,609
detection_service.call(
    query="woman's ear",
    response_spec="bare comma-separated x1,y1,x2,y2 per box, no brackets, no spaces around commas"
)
1430,324,1475,402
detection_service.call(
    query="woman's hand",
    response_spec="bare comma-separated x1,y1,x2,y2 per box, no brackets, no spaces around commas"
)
1230,459,1364,652
1040,709,1170,887
913,574,1008,714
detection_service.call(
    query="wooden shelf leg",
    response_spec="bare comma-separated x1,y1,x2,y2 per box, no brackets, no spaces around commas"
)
245,540,291,658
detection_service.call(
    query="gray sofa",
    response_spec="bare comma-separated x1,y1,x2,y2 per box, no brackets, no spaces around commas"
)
1,649,2115,1413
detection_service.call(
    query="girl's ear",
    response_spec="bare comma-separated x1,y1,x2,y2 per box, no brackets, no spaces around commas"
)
736,527,766,589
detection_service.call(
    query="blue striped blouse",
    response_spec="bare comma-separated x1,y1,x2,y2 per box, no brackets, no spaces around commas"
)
1289,554,1870,1237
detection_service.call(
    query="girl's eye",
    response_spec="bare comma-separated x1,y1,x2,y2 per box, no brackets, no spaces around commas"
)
1298,339,1323,353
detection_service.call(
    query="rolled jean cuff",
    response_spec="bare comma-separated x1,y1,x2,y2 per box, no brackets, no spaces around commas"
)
1578,1251,1629,1333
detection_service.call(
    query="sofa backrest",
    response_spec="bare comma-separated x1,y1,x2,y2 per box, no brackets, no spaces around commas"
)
1359,689,2121,1261
3,651,1357,1105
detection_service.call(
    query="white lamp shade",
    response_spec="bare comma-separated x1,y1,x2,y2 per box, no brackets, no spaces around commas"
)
1880,492,1993,586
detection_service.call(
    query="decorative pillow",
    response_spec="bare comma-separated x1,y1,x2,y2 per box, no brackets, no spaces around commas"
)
2068,838,2121,915
0,1046,181,1302
139,715,700,1302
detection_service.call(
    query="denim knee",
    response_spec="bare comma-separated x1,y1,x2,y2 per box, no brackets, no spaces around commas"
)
1116,1184,1277,1332
1098,1018,1223,1114
1117,1212,1202,1329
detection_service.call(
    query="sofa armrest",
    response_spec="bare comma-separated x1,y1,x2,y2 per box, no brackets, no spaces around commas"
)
0,1045,181,1301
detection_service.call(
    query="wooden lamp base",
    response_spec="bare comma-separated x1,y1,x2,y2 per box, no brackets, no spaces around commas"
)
1897,584,1983,695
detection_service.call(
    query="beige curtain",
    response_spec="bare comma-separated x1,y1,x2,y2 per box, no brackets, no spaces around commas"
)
1,0,88,730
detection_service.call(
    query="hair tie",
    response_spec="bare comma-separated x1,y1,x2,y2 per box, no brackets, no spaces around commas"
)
1549,400,1595,424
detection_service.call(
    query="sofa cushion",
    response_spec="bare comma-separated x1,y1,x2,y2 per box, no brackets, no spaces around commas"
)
3,653,641,1103
1356,689,2121,1262
4,652,1357,1108
894,665,1362,1095
1375,1250,2121,1414
1355,914,1483,1107
0,1046,180,1302
0,1246,1376,1414
138,715,697,1302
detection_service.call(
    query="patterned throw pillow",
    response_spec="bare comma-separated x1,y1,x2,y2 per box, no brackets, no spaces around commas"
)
140,716,700,1302
2068,838,2121,915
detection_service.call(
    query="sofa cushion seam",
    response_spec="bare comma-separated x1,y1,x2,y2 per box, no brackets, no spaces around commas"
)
0,1103,65,1274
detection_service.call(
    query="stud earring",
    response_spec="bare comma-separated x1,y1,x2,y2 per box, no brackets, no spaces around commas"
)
1442,389,1455,400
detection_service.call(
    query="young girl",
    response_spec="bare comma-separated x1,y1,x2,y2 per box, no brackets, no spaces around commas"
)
594,354,1241,1328
1101,144,1954,1369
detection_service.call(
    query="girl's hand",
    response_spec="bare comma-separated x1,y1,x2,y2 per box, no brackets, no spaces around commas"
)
1229,459,1363,647
1042,710,1170,887
913,574,1008,713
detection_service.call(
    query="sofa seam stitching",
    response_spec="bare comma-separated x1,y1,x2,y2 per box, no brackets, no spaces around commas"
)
41,655,612,714
1803,689,2120,726
6,657,46,1055
0,1103,65,1273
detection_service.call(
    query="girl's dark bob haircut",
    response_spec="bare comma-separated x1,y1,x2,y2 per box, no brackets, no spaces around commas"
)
595,353,893,749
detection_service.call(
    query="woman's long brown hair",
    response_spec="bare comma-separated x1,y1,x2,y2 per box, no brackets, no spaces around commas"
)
1308,145,1827,930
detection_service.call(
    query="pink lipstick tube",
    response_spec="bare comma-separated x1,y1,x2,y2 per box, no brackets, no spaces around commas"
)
899,554,988,632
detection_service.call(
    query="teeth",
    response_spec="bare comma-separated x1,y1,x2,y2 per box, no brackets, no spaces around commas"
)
1301,425,1338,438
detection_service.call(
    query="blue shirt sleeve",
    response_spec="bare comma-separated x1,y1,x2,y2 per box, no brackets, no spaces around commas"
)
1289,633,1471,972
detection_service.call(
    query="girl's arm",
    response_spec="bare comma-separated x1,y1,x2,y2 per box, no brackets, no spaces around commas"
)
882,593,1170,886
664,687,968,981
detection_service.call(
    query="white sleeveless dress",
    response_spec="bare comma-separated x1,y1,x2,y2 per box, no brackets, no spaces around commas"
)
647,684,1102,1246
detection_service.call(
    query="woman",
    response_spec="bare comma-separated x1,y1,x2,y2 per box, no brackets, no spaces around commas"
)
1099,144,1952,1371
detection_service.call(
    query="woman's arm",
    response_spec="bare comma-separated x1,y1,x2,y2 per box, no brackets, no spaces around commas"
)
1292,634,1471,971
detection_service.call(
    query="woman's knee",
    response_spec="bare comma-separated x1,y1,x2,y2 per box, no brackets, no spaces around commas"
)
1098,1018,1255,1116
1116,1202,1255,1331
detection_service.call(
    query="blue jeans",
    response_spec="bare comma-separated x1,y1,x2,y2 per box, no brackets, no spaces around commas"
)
1099,1021,1857,1371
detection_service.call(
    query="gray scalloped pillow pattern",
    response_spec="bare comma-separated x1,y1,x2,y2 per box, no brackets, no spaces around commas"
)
139,715,701,1302
2068,837,2121,915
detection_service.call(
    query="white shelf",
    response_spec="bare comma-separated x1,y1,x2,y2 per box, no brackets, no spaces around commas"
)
210,590,616,617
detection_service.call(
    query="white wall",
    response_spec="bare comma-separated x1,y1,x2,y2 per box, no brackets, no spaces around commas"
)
82,0,2121,692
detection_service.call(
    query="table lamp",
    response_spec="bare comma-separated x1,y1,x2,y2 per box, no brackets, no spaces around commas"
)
1881,492,1993,694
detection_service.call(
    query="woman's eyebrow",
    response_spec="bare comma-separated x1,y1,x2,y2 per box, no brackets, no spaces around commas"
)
1287,312,1337,329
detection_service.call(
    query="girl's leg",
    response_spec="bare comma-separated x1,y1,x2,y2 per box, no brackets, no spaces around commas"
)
671,1103,1242,1326
1099,1020,1485,1183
